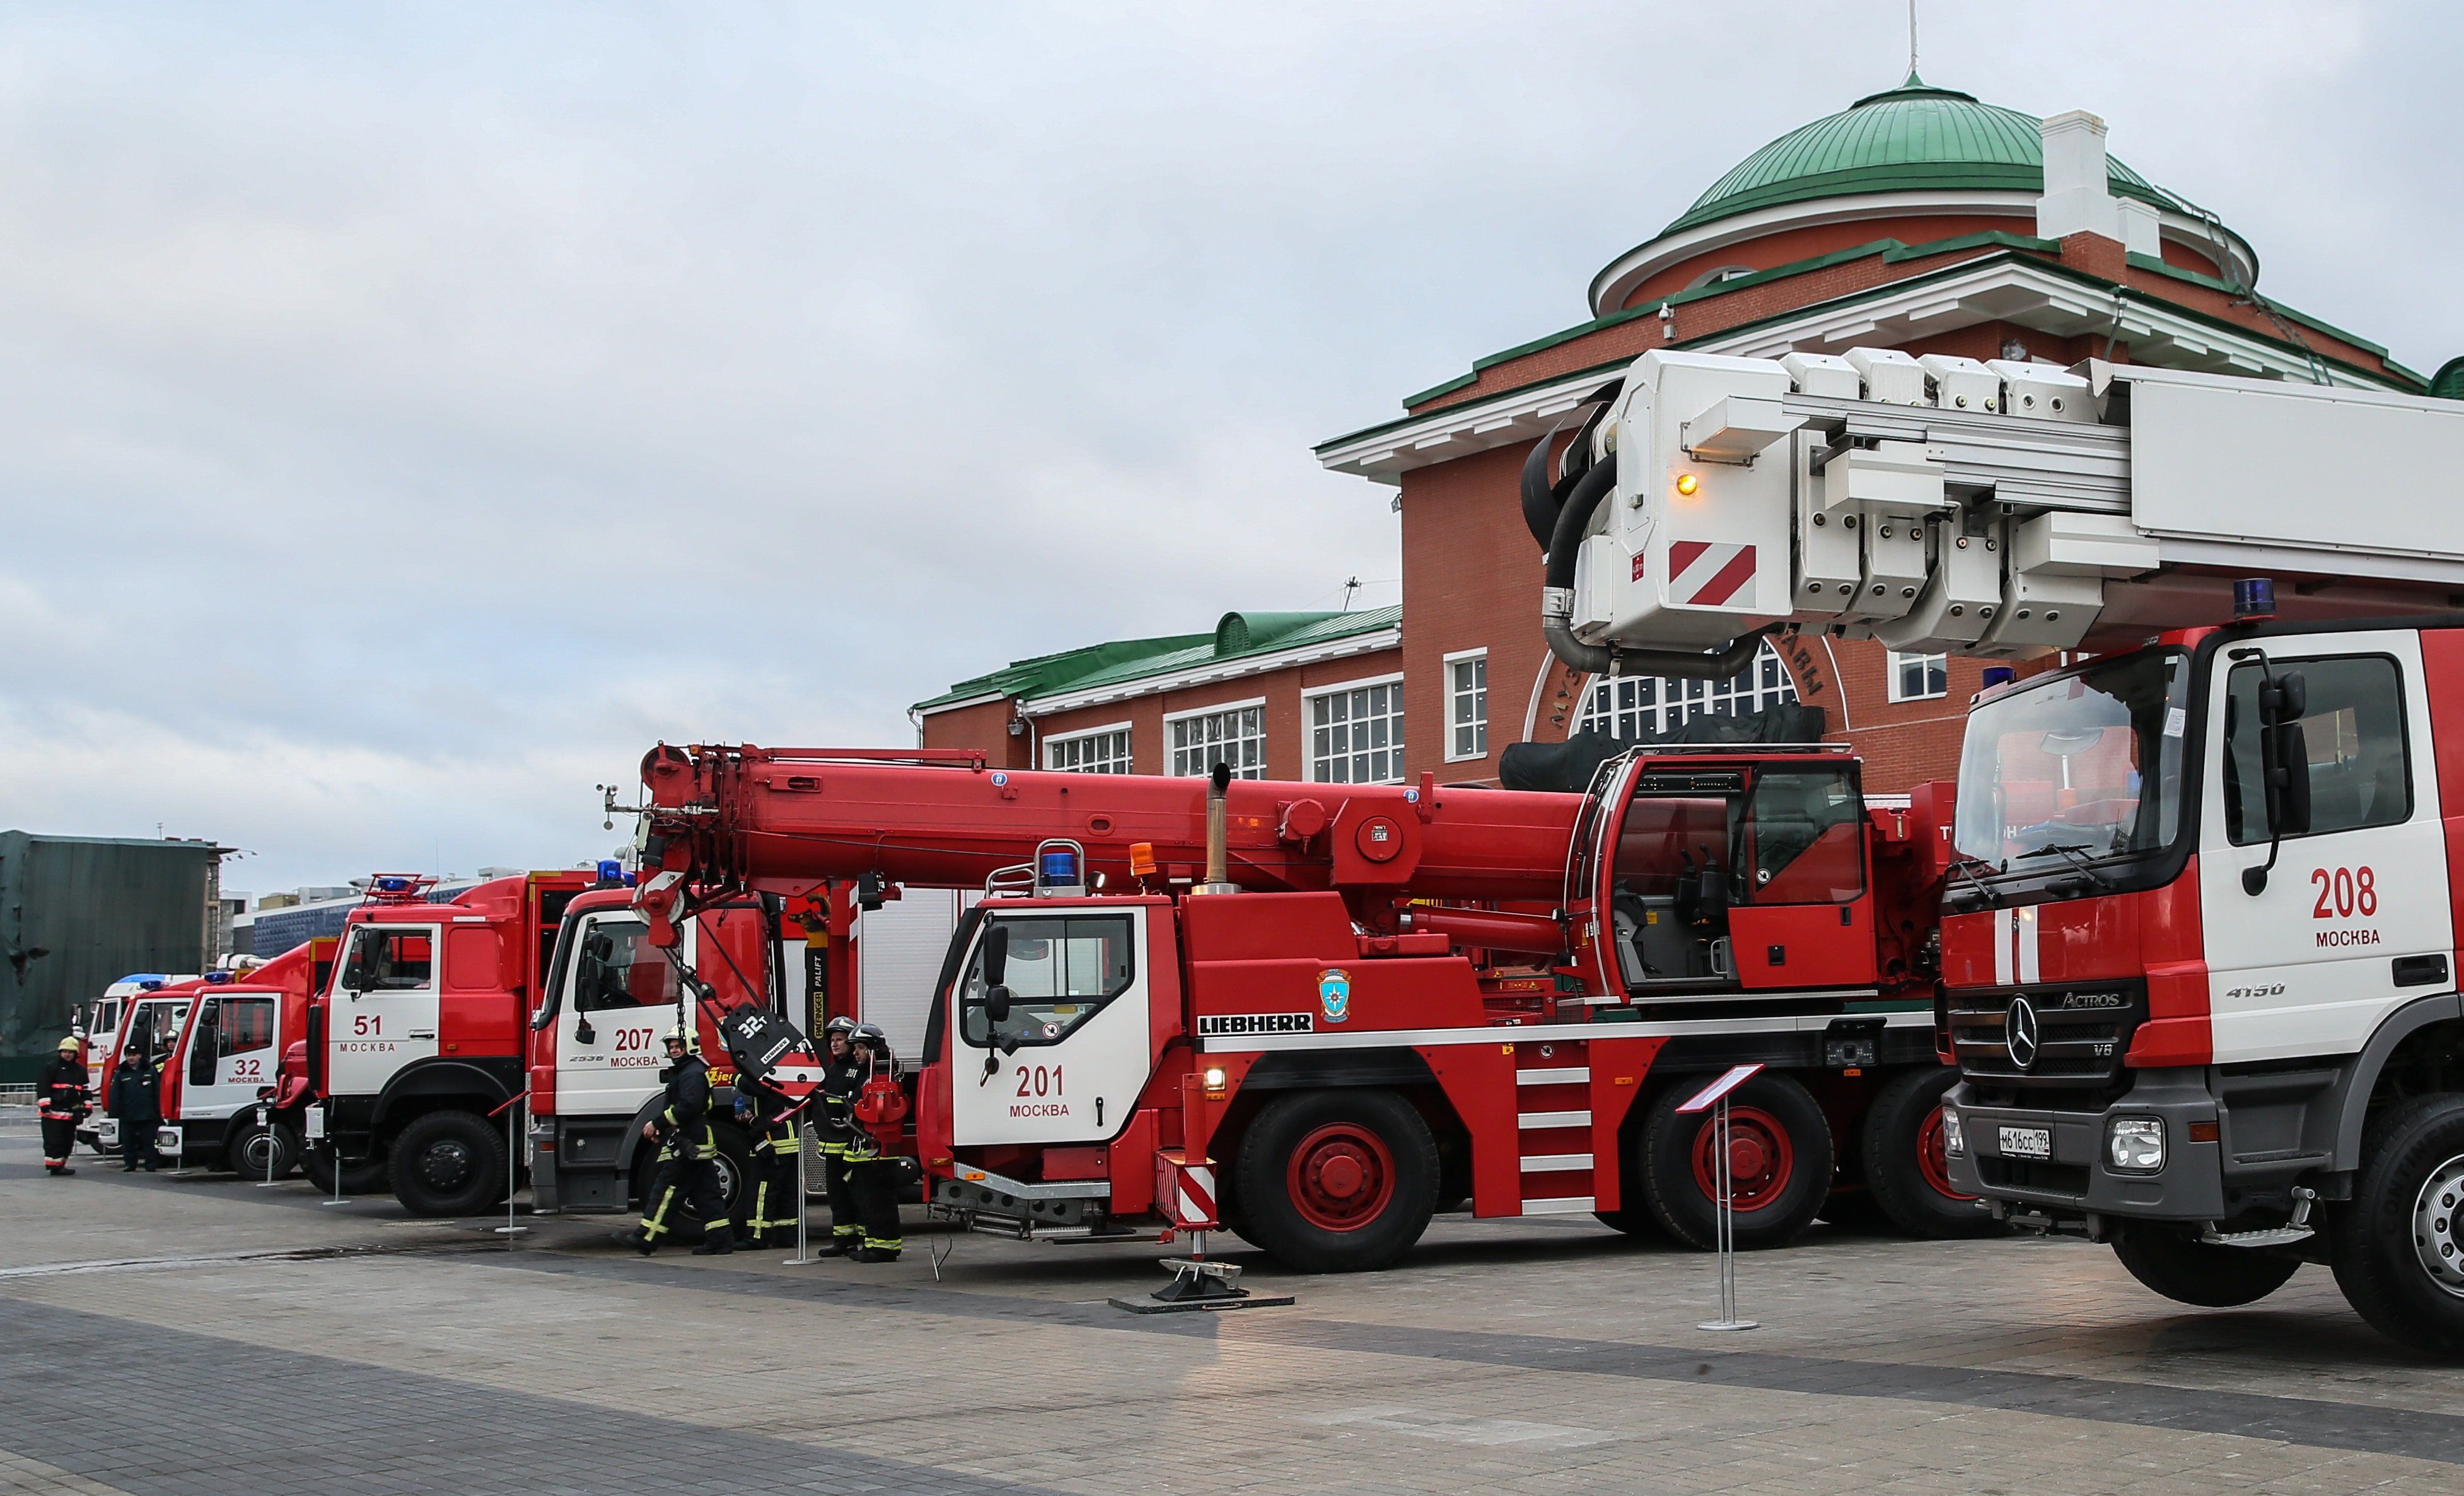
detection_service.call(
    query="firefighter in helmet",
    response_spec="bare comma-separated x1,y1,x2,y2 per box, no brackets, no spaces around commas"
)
625,1024,734,1256
810,1017,862,1256
735,1060,805,1250
37,1036,88,1176
842,1022,904,1263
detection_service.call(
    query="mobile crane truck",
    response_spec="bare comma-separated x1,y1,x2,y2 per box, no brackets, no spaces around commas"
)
1510,341,2464,1350
627,737,1977,1275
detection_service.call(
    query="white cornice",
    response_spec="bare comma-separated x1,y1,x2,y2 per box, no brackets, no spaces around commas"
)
914,690,1006,718
1318,255,2386,484
1023,628,1402,718
1588,190,2252,315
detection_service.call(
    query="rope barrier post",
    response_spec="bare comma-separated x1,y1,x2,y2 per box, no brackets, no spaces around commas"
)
255,1102,280,1188
494,1092,528,1239
315,1105,350,1208
785,1117,817,1265
1681,1063,1762,1333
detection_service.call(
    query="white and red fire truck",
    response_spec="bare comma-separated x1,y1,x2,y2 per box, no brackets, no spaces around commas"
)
1509,342,2464,1350
145,943,330,1174
628,740,1982,1274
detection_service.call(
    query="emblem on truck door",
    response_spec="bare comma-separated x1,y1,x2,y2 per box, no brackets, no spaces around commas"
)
1319,969,1351,1024
2006,996,2040,1069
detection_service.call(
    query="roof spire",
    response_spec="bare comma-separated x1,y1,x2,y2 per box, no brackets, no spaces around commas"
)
1904,0,1923,88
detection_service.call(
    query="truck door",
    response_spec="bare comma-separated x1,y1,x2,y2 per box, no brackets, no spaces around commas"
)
555,911,679,1114
2201,633,2451,1062
947,908,1150,1147
329,923,442,1094
183,994,280,1120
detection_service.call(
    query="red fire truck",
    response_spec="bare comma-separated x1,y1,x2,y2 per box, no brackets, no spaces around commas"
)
629,742,1978,1273
148,942,330,1175
1498,341,2464,1348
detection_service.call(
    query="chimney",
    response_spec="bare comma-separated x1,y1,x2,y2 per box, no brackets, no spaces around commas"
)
2035,110,2121,242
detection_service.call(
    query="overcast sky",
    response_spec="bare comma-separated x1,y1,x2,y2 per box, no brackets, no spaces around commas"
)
1,1,2456,892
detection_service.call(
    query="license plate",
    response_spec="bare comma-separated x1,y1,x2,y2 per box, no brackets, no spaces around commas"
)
1999,1125,2052,1160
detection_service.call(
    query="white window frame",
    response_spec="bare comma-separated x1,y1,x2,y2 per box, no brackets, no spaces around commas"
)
1163,697,1267,779
1044,721,1134,774
1886,650,1949,703
1443,648,1489,763
1578,640,1799,739
1303,672,1406,785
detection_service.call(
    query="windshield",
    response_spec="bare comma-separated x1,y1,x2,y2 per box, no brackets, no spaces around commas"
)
1955,649,2190,870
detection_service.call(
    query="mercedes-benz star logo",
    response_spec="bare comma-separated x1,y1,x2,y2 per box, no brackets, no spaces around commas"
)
2006,996,2041,1069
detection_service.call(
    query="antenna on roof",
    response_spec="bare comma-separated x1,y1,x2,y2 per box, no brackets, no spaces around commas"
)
1341,576,1363,612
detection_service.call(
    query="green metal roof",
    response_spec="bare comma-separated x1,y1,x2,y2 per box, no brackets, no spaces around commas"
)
913,606,1402,713
1663,75,2193,237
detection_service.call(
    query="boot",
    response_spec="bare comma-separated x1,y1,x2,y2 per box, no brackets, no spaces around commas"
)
850,1245,901,1264
812,1237,855,1258
49,1166,76,1176
612,1229,655,1256
690,1227,736,1256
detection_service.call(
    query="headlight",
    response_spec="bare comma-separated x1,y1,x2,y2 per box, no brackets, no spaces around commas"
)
1939,1107,1965,1159
2107,1116,2165,1174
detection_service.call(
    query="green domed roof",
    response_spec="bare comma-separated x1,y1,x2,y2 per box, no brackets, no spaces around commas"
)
1664,74,2188,236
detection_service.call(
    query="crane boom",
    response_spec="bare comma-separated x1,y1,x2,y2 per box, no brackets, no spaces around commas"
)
1535,348,2464,675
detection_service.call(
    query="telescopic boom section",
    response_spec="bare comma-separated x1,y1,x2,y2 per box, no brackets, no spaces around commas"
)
631,744,1584,944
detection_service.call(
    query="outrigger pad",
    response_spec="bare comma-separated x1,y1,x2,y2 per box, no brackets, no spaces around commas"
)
1107,1258,1294,1315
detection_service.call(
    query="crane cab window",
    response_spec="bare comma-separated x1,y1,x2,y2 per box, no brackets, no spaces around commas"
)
960,915,1136,1049
1738,766,1865,904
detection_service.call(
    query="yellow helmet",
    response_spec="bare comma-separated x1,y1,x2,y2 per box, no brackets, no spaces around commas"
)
57,1036,79,1052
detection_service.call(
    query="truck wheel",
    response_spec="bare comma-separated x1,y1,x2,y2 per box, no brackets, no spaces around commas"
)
227,1119,299,1181
2330,1094,2464,1352
300,1148,390,1195
1593,1205,1663,1239
1862,1068,2000,1239
1235,1090,1438,1273
390,1111,506,1217
1639,1072,1832,1250
2114,1227,2299,1307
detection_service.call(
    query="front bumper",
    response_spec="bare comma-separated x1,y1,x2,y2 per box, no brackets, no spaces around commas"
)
1944,1068,2225,1224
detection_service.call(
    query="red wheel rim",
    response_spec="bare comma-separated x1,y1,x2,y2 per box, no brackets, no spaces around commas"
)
1688,1104,1794,1212
1286,1122,1397,1232
1916,1104,1975,1201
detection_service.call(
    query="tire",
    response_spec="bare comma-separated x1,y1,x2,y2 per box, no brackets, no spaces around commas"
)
1639,1072,1832,1250
300,1147,390,1195
2330,1094,2464,1353
226,1119,299,1181
1593,1205,1663,1239
390,1111,507,1217
1233,1090,1439,1273
2114,1227,2300,1307
1861,1067,2001,1239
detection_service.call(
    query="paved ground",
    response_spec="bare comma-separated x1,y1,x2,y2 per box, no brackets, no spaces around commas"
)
5,1114,2464,1494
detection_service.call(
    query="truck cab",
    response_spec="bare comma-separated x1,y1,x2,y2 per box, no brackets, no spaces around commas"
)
1939,619,2464,1348
151,944,329,1175
89,987,197,1154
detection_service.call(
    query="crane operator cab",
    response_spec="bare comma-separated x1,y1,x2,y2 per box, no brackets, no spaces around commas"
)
1588,751,1876,998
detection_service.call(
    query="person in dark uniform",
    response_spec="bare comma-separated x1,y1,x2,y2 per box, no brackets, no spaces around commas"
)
843,1023,904,1263
811,1017,861,1256
110,1044,163,1172
37,1037,88,1176
626,1026,734,1256
736,1067,805,1249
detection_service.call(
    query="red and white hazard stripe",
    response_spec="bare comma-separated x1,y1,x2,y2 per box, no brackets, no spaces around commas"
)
1172,1162,1217,1230
1666,541,1758,608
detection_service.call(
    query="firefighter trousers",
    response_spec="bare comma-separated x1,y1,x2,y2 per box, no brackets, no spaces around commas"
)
638,1127,728,1249
747,1121,802,1246
40,1116,76,1171
846,1156,903,1256
821,1147,859,1245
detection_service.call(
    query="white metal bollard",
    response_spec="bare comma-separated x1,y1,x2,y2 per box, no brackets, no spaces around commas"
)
1680,1064,1763,1333
495,1097,528,1239
785,1118,818,1265
255,1103,281,1188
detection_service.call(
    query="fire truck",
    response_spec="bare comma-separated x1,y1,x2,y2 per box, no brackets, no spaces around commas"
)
627,740,1979,1274
83,979,198,1156
146,943,330,1175
1508,342,2464,1350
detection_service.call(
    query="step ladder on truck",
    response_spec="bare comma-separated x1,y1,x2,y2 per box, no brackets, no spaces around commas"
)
622,727,1984,1278
1521,342,2464,1350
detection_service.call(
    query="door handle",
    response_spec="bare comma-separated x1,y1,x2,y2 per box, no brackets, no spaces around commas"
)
2393,955,2449,988
409,1029,438,1040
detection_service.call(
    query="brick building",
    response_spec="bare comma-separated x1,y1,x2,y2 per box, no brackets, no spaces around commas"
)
920,74,2431,790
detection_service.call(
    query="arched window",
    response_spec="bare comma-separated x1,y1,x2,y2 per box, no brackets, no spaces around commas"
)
1682,264,1757,291
1578,640,1798,739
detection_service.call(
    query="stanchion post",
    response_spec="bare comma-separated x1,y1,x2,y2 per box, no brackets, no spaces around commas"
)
785,1117,817,1265
1682,1063,1761,1333
495,1094,528,1239
255,1102,280,1188
317,1106,350,1207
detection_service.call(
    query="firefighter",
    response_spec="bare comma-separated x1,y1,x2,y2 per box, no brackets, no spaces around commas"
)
37,1037,88,1176
625,1025,734,1256
737,1067,805,1249
811,1017,862,1256
843,1022,904,1263
110,1043,163,1172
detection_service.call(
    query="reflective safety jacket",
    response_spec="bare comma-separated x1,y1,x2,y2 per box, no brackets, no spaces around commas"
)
655,1054,712,1140
37,1055,88,1121
813,1056,860,1154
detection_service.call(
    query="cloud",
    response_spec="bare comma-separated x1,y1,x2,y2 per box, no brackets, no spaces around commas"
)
1,1,2456,888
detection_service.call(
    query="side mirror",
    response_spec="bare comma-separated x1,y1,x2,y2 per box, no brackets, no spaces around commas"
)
188,1002,218,1087
985,985,1013,1025
2269,722,2313,837
574,1016,597,1045
339,950,368,995
983,925,1009,987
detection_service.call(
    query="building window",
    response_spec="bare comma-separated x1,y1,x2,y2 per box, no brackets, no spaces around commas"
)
1168,701,1265,779
1307,677,1405,783
1446,651,1488,761
1888,651,1949,703
1579,641,1799,738
1047,725,1132,774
